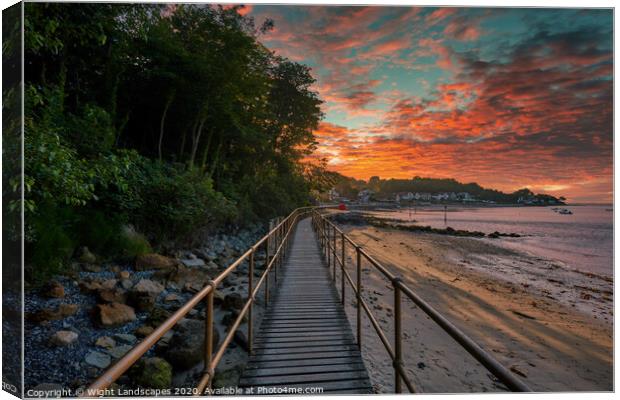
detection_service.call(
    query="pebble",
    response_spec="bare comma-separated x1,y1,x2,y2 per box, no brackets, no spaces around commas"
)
107,344,133,359
49,331,78,347
113,333,137,344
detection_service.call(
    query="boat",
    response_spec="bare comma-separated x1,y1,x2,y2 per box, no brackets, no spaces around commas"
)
558,209,573,215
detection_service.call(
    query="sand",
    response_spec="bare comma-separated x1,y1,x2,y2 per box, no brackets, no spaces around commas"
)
336,224,613,393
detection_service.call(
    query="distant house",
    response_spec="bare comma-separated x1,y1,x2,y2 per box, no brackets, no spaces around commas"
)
414,192,432,201
328,188,339,201
457,192,475,202
395,192,414,202
358,189,373,203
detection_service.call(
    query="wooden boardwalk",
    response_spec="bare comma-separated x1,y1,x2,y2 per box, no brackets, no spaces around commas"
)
239,218,373,394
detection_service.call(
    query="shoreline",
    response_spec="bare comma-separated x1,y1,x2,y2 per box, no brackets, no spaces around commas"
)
337,223,612,393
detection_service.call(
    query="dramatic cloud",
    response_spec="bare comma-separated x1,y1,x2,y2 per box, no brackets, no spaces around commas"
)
241,5,612,202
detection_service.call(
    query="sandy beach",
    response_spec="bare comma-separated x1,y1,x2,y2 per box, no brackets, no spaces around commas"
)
336,224,613,393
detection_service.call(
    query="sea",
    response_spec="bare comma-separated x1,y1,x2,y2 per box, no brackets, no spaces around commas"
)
369,205,613,278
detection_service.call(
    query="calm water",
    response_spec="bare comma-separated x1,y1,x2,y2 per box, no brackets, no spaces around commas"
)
373,205,613,277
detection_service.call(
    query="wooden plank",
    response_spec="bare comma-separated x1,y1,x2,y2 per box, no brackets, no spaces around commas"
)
241,363,367,378
239,370,370,386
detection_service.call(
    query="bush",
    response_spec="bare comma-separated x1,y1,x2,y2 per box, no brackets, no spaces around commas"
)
133,161,237,242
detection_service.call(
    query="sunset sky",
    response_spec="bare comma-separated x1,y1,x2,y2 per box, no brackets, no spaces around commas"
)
238,5,612,203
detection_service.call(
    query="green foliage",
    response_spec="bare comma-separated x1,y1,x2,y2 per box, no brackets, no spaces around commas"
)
16,3,325,282
134,162,237,241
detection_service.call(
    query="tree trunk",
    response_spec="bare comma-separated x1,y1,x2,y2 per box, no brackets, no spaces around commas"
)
158,93,174,161
200,127,215,172
208,138,222,178
189,117,206,169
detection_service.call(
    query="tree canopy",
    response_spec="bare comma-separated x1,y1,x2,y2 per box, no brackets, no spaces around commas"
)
9,3,325,280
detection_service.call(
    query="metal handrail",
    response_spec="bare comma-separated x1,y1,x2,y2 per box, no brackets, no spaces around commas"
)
311,209,532,393
87,206,314,396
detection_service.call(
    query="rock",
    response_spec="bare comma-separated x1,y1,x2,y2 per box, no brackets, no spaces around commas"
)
222,310,246,329
44,281,65,298
58,303,79,318
180,258,206,268
183,282,202,293
222,293,244,311
129,357,172,389
233,330,249,351
128,279,164,311
49,330,78,347
113,333,137,345
79,279,103,294
82,263,102,273
510,365,528,378
97,288,127,304
119,271,130,280
488,231,500,239
212,366,243,389
147,306,172,327
135,325,155,338
163,318,219,370
154,331,174,354
164,293,180,303
93,303,136,327
95,336,116,349
135,253,177,271
78,247,97,264
107,344,133,359
213,290,226,306
101,279,118,290
169,264,211,289
120,279,133,290
28,303,79,324
85,351,111,369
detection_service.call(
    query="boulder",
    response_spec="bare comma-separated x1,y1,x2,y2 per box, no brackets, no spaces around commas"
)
95,336,116,350
222,310,246,329
93,303,136,327
135,253,177,271
212,366,243,390
128,279,164,311
147,306,172,327
49,330,78,347
168,264,211,289
119,271,131,280
129,357,172,389
222,293,244,311
163,318,219,370
44,281,65,298
134,325,154,338
78,247,97,264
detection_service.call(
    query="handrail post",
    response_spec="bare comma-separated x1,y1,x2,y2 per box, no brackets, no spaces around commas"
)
248,250,254,354
327,223,331,267
204,280,216,391
394,278,403,393
356,245,362,349
340,232,345,305
265,240,270,305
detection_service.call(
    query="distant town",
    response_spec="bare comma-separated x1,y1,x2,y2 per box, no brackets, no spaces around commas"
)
320,175,566,206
